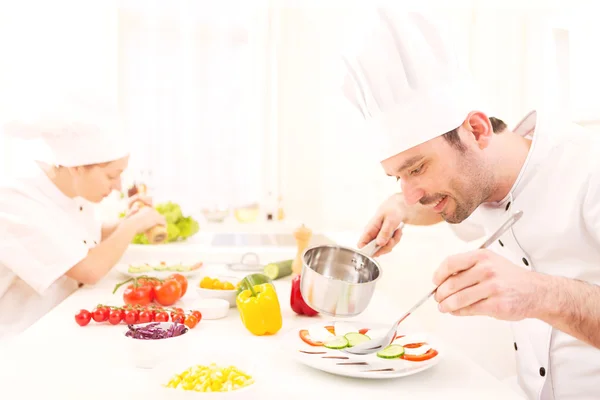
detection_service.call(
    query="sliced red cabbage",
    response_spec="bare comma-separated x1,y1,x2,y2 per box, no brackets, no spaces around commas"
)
125,322,188,340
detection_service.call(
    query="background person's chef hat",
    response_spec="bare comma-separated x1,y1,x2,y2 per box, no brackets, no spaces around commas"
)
341,8,489,162
1,90,129,167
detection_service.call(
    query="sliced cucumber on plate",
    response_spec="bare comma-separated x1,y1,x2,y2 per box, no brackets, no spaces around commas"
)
344,332,371,347
324,336,349,349
376,344,405,359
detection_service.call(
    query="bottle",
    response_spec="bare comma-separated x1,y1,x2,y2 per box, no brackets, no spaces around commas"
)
292,224,313,275
265,192,276,221
277,195,285,220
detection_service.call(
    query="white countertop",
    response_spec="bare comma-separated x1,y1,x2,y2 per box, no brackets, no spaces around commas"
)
0,242,525,400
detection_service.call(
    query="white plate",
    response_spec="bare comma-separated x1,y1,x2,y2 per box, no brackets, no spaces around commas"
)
114,261,204,279
283,320,442,379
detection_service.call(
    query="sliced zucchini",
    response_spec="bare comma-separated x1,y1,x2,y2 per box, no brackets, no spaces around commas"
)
344,332,371,347
324,336,349,349
376,344,405,359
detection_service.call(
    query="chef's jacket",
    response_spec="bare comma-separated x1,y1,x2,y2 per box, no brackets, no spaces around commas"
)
451,110,600,399
0,161,101,341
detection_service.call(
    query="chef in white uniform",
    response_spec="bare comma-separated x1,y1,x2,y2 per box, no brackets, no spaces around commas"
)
343,9,600,400
0,93,166,341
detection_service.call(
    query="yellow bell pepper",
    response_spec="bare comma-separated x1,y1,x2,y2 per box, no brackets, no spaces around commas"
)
236,283,282,336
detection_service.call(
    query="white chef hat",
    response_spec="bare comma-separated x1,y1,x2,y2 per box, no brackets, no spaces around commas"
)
341,8,488,161
1,89,129,167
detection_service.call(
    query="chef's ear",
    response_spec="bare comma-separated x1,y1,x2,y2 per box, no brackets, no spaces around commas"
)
463,111,493,150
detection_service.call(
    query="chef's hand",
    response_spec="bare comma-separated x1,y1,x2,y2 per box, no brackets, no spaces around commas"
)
433,249,539,321
127,194,153,213
357,193,404,257
122,207,166,235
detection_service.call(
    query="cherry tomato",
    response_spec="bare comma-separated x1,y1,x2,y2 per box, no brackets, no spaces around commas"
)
191,311,202,322
92,307,110,323
138,310,153,324
154,280,182,306
155,311,169,322
108,309,124,325
172,313,185,324
75,309,92,326
123,285,154,306
168,274,188,296
184,315,198,329
124,310,139,324
170,308,184,320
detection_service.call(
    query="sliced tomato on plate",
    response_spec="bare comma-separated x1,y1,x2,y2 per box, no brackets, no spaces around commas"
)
403,342,427,349
358,328,369,335
299,330,324,346
401,349,439,362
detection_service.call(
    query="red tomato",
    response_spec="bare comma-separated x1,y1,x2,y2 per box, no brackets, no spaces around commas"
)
108,309,124,325
75,309,92,326
123,285,154,306
358,328,369,335
184,315,198,329
138,310,153,324
92,307,110,323
299,330,323,346
170,308,184,320
137,278,160,287
401,349,439,362
154,280,182,306
124,310,139,324
172,313,185,324
168,274,188,296
191,311,202,322
155,311,169,322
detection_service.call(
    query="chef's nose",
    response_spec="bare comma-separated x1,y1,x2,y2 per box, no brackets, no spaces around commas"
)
401,180,425,206
113,178,122,192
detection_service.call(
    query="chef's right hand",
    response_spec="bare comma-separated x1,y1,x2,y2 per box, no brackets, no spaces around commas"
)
123,207,167,234
357,193,405,257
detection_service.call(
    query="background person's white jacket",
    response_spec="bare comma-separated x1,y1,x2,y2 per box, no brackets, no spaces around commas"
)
0,161,101,341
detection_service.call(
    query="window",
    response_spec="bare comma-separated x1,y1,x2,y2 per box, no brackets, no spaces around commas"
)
117,2,272,213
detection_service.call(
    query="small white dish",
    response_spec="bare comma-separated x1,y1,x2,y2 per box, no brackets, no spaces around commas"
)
195,275,239,307
193,298,230,320
152,353,260,398
123,322,191,369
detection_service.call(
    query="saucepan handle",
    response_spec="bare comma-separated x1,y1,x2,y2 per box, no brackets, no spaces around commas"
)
363,222,405,257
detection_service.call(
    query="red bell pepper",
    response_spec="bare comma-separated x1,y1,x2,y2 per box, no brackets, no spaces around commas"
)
290,275,319,316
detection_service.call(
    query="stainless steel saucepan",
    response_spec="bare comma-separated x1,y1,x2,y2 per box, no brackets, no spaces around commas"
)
299,236,387,318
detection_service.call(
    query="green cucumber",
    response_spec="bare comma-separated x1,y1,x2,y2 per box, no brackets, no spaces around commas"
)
324,336,349,349
263,259,293,280
344,332,371,347
128,265,152,273
376,345,405,359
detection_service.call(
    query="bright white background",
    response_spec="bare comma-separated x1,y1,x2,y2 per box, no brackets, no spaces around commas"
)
1,0,599,383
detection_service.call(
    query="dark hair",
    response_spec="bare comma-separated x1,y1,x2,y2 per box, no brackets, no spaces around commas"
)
442,117,507,151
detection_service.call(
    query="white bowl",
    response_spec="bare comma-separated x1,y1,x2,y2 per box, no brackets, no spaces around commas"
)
152,353,260,398
193,298,230,320
195,276,239,307
123,322,192,369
